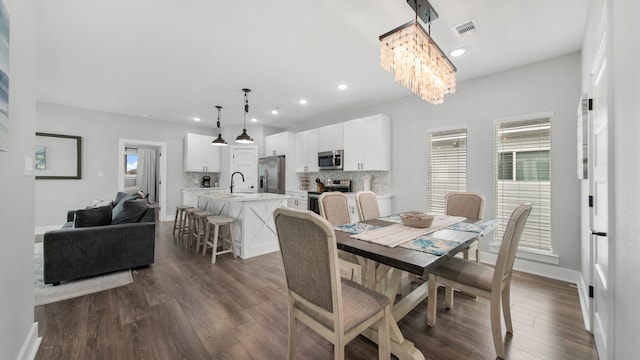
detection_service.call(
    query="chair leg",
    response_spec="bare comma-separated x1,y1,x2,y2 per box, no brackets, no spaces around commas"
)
211,224,220,264
445,285,454,309
287,300,296,360
475,246,481,264
202,222,211,256
463,247,470,260
427,273,438,327
502,281,513,334
377,306,391,360
172,208,180,238
490,291,506,359
228,223,237,258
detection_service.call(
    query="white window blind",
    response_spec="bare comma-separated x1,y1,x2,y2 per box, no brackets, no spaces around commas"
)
427,129,467,213
494,117,551,252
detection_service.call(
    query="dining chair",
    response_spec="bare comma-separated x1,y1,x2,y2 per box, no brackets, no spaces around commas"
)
426,203,532,359
273,207,391,360
319,192,362,282
445,192,486,263
356,191,380,221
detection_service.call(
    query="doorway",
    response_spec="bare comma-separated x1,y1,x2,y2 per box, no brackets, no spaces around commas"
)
118,139,167,221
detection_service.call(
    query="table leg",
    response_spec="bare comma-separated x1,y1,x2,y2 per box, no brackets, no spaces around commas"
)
360,260,426,360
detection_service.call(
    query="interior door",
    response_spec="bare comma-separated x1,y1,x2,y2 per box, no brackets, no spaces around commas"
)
231,146,257,193
590,37,610,360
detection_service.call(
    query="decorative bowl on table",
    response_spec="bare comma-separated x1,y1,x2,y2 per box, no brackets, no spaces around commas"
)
400,213,434,228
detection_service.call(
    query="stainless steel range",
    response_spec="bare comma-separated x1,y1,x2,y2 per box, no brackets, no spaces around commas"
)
307,179,352,215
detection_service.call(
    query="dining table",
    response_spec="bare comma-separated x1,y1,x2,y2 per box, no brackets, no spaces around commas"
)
334,213,495,360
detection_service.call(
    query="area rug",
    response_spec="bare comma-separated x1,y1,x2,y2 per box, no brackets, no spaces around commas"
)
34,242,133,307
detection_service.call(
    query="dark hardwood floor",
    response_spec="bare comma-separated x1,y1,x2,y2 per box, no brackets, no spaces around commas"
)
34,221,598,359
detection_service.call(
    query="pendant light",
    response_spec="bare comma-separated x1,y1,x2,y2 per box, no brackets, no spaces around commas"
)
211,105,228,146
235,88,254,144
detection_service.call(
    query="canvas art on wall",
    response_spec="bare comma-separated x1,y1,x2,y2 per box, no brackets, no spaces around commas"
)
35,145,46,169
0,0,9,151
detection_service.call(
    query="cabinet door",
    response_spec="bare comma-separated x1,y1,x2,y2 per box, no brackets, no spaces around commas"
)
184,134,206,172
362,114,390,171
265,135,277,156
204,142,221,172
318,123,344,152
343,119,365,171
295,130,319,172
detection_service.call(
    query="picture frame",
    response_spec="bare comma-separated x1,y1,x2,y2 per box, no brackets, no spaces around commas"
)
35,132,82,179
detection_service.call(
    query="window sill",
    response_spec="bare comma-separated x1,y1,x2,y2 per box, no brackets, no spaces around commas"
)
489,243,559,265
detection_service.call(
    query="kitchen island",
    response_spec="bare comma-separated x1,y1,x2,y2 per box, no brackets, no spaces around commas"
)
197,192,291,259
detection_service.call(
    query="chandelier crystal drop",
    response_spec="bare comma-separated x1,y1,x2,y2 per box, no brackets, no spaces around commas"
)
380,19,456,105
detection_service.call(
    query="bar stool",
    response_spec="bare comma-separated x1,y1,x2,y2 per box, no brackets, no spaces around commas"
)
202,215,237,264
182,207,203,245
173,205,194,240
190,210,215,253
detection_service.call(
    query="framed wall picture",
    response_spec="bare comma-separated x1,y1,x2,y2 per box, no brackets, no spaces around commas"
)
0,0,9,151
35,133,82,179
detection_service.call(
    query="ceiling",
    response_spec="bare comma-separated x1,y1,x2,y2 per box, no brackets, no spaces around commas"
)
36,0,588,130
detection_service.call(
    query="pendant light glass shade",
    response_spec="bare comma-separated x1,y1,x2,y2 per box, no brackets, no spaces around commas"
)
235,88,254,144
212,105,228,146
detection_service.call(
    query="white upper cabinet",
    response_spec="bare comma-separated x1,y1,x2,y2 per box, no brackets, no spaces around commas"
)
265,132,290,156
184,133,221,172
343,114,390,171
318,123,344,152
295,129,319,172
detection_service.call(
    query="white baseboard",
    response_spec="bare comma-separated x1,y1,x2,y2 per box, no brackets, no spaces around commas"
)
16,323,41,360
480,251,580,284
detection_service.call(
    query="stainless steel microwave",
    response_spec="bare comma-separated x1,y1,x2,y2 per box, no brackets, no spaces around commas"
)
318,150,343,170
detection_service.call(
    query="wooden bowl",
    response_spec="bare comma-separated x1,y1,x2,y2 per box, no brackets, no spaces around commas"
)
400,213,434,228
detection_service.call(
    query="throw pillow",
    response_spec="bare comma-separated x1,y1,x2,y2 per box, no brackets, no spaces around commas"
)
74,204,113,228
112,197,150,224
89,199,113,208
113,192,132,207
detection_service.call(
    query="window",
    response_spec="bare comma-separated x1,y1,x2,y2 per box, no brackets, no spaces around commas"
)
427,128,467,213
494,117,551,252
125,153,138,175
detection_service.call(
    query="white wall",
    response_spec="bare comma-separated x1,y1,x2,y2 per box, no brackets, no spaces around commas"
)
34,102,221,226
291,52,583,271
0,0,40,359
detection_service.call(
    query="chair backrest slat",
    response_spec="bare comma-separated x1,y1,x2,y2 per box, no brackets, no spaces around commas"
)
493,203,533,286
356,191,380,221
445,192,486,219
319,192,351,226
274,208,340,313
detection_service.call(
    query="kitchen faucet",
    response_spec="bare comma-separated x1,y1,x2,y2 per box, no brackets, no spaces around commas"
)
230,171,245,193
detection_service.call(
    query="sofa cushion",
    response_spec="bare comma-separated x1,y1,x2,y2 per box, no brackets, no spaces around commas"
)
113,192,131,207
112,197,150,224
74,204,113,228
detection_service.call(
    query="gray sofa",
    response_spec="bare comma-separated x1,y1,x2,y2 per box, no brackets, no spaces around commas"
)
43,192,156,285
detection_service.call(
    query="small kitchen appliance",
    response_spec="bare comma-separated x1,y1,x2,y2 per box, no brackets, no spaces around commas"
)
202,176,211,188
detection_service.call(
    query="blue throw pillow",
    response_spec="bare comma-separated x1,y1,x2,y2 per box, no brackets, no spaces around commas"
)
112,197,150,224
74,204,113,228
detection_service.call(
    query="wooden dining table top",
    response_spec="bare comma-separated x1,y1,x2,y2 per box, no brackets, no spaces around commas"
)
334,217,486,277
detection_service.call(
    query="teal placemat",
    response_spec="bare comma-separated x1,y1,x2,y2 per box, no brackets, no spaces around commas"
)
334,222,381,234
400,236,462,256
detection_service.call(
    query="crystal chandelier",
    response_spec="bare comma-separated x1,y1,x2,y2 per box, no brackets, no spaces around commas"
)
379,0,456,104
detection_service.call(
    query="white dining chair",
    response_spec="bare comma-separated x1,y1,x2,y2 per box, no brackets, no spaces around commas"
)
445,192,486,263
356,191,380,221
273,207,391,360
427,203,532,359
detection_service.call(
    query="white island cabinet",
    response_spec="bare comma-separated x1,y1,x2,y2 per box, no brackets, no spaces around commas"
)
197,193,291,259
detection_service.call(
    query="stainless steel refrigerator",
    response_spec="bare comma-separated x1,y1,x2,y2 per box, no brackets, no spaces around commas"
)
258,155,285,194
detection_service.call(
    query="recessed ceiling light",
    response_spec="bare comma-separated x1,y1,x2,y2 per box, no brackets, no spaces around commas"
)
337,83,348,90
271,109,279,115
449,48,466,57
193,117,201,122
251,117,258,122
299,99,308,105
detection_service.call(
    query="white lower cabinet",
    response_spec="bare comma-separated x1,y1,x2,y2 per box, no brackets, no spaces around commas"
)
286,191,308,210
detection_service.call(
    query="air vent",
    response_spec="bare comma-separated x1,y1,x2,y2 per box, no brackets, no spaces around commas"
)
453,19,478,38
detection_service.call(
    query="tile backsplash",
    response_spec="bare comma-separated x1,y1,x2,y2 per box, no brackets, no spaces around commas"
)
300,171,390,194
184,172,220,188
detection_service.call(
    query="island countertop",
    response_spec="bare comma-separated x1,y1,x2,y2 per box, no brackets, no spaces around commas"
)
198,192,291,202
